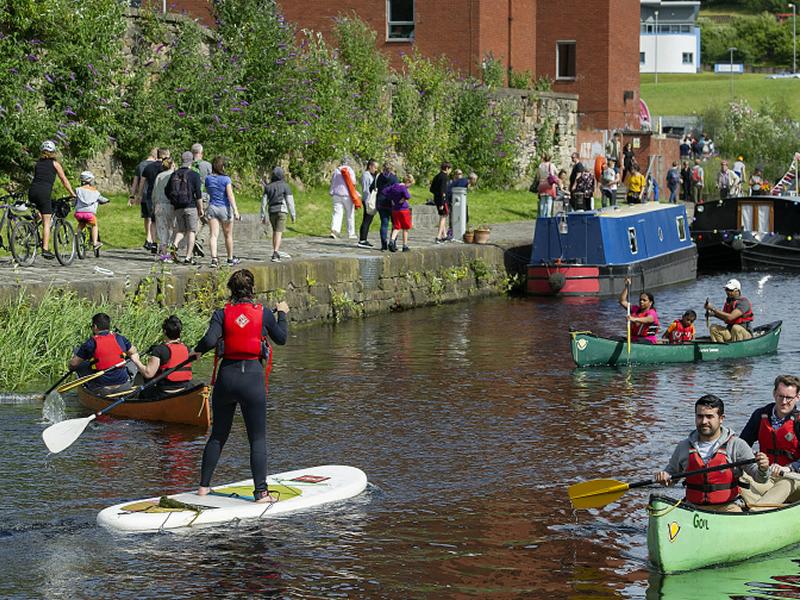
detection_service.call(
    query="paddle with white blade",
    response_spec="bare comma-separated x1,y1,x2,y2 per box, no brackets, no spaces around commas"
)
42,354,196,454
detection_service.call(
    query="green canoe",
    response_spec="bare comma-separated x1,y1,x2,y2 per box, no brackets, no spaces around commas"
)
570,321,781,367
647,493,800,574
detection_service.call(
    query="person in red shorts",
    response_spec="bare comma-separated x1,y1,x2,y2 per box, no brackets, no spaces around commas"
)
386,174,415,252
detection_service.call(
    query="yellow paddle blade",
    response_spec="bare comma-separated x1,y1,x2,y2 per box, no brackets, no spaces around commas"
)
568,478,631,510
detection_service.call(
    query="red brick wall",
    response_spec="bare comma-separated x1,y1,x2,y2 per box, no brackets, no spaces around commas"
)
536,0,639,131
511,0,537,77
163,0,215,26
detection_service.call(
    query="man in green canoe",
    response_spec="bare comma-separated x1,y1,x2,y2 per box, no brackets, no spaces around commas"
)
655,394,769,512
739,375,800,510
704,278,754,343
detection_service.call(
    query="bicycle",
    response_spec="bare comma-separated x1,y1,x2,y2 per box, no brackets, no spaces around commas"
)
11,196,76,266
75,226,101,259
0,191,37,265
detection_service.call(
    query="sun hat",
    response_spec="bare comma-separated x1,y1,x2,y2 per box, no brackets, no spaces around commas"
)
724,278,741,291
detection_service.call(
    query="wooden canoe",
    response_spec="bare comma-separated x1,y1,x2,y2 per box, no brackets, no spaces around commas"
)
77,382,210,428
648,493,800,573
570,321,781,367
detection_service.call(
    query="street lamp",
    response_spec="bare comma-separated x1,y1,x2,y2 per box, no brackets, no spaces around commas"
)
790,3,797,74
654,10,659,85
728,47,737,98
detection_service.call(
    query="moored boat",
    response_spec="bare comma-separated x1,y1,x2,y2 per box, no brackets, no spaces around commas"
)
648,493,800,574
77,383,210,428
570,321,781,367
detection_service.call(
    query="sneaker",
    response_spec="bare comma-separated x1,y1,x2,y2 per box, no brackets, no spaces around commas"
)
143,241,154,252
402,245,410,252
389,240,397,253
150,243,157,255
278,251,291,259
271,252,281,263
42,250,55,260
193,240,205,258
348,234,358,240
329,231,338,239
226,257,241,266
210,257,219,268
381,242,388,251
183,257,197,265
356,240,371,248
93,242,103,258
435,238,444,244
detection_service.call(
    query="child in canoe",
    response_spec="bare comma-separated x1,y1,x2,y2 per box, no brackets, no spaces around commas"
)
74,170,109,255
663,310,697,344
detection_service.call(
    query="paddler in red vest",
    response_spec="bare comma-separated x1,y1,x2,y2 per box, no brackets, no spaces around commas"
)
654,394,769,512
705,278,754,343
69,312,138,393
193,269,289,503
129,315,194,398
739,375,800,509
662,309,697,344
619,278,660,344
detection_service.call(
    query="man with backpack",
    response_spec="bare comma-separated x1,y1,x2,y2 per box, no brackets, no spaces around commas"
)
167,151,204,265
666,161,682,203
691,158,704,203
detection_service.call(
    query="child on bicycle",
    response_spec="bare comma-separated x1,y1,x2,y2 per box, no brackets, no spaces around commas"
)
74,171,108,253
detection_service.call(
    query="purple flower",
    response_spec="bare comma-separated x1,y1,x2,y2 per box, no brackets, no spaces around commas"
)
178,111,186,117
69,71,75,81
144,59,154,67
176,87,186,93
44,73,54,83
121,101,130,108
230,107,242,112
212,114,220,123
24,84,35,92
27,54,38,62
29,38,42,45
10,67,18,74
64,107,77,116
239,100,249,107
15,102,22,112
87,63,98,75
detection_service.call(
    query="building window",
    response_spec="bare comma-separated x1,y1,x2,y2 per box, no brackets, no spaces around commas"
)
640,52,646,65
387,0,414,41
556,41,576,80
682,52,694,64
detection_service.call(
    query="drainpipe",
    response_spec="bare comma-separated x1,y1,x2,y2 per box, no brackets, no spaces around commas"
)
162,0,167,15
507,0,512,82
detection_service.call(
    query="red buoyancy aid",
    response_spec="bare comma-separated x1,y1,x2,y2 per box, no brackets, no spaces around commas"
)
92,333,125,370
631,307,660,339
684,438,739,505
222,303,264,360
758,413,800,467
667,319,694,344
723,296,754,326
157,342,193,382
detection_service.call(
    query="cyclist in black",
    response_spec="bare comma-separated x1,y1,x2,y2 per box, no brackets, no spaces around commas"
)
29,140,75,259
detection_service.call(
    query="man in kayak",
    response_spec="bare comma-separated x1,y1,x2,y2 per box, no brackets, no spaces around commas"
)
739,375,800,509
619,278,659,343
69,313,139,393
655,394,769,512
705,279,754,343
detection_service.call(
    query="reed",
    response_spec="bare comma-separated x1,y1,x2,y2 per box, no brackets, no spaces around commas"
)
0,286,209,391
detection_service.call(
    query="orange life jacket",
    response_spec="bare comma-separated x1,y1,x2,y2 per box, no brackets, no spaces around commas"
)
666,319,694,344
684,438,739,505
92,333,125,370
223,303,264,360
758,412,800,467
723,296,753,327
157,341,193,382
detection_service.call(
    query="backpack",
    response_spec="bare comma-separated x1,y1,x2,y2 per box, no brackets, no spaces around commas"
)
691,166,702,183
169,169,193,208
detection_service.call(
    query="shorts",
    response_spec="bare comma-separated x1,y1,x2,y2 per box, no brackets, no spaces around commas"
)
435,202,449,217
391,209,412,230
29,187,52,215
140,196,155,219
269,211,287,233
207,203,232,222
75,212,97,225
174,207,199,233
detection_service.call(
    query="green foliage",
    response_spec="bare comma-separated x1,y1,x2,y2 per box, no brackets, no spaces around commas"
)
480,52,505,88
699,15,792,66
508,69,532,90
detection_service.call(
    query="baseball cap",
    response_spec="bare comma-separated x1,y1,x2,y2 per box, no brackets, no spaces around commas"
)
41,140,56,153
724,278,741,291
181,151,193,167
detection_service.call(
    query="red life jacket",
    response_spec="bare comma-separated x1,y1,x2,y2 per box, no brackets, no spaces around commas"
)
667,319,694,344
157,341,193,382
723,296,753,327
92,333,125,370
631,307,660,339
684,437,739,505
758,412,800,467
222,303,264,360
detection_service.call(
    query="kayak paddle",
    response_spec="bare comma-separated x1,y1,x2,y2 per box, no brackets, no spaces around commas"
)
42,355,195,454
626,281,631,355
41,358,96,400
705,296,710,334
568,458,758,510
57,358,130,394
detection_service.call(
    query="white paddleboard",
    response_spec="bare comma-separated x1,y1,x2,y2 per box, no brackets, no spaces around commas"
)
97,465,368,533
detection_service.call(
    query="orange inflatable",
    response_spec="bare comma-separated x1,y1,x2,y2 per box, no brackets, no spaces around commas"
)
342,167,362,209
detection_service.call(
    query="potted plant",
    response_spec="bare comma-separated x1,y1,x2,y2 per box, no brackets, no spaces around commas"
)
463,229,474,243
473,226,491,244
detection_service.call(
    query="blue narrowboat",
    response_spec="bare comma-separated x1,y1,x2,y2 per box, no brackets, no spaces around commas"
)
527,203,697,296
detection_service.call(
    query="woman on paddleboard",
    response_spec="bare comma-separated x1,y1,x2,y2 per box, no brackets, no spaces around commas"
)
193,269,289,503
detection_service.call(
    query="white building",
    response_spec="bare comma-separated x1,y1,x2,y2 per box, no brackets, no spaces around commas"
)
640,1,701,74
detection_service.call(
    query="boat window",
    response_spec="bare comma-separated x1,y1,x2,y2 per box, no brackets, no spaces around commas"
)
740,205,753,231
738,202,774,233
757,205,770,233
676,216,686,241
628,227,638,254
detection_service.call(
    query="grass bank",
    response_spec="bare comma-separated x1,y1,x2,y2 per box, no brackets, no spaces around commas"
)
42,185,538,250
641,73,800,119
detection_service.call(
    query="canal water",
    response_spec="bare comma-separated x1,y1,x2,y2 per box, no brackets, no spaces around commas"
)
2,271,800,598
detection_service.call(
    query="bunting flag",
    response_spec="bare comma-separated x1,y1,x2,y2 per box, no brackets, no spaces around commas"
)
770,152,800,195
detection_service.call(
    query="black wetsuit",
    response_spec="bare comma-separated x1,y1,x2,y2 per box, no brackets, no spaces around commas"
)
29,158,57,214
195,302,288,494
